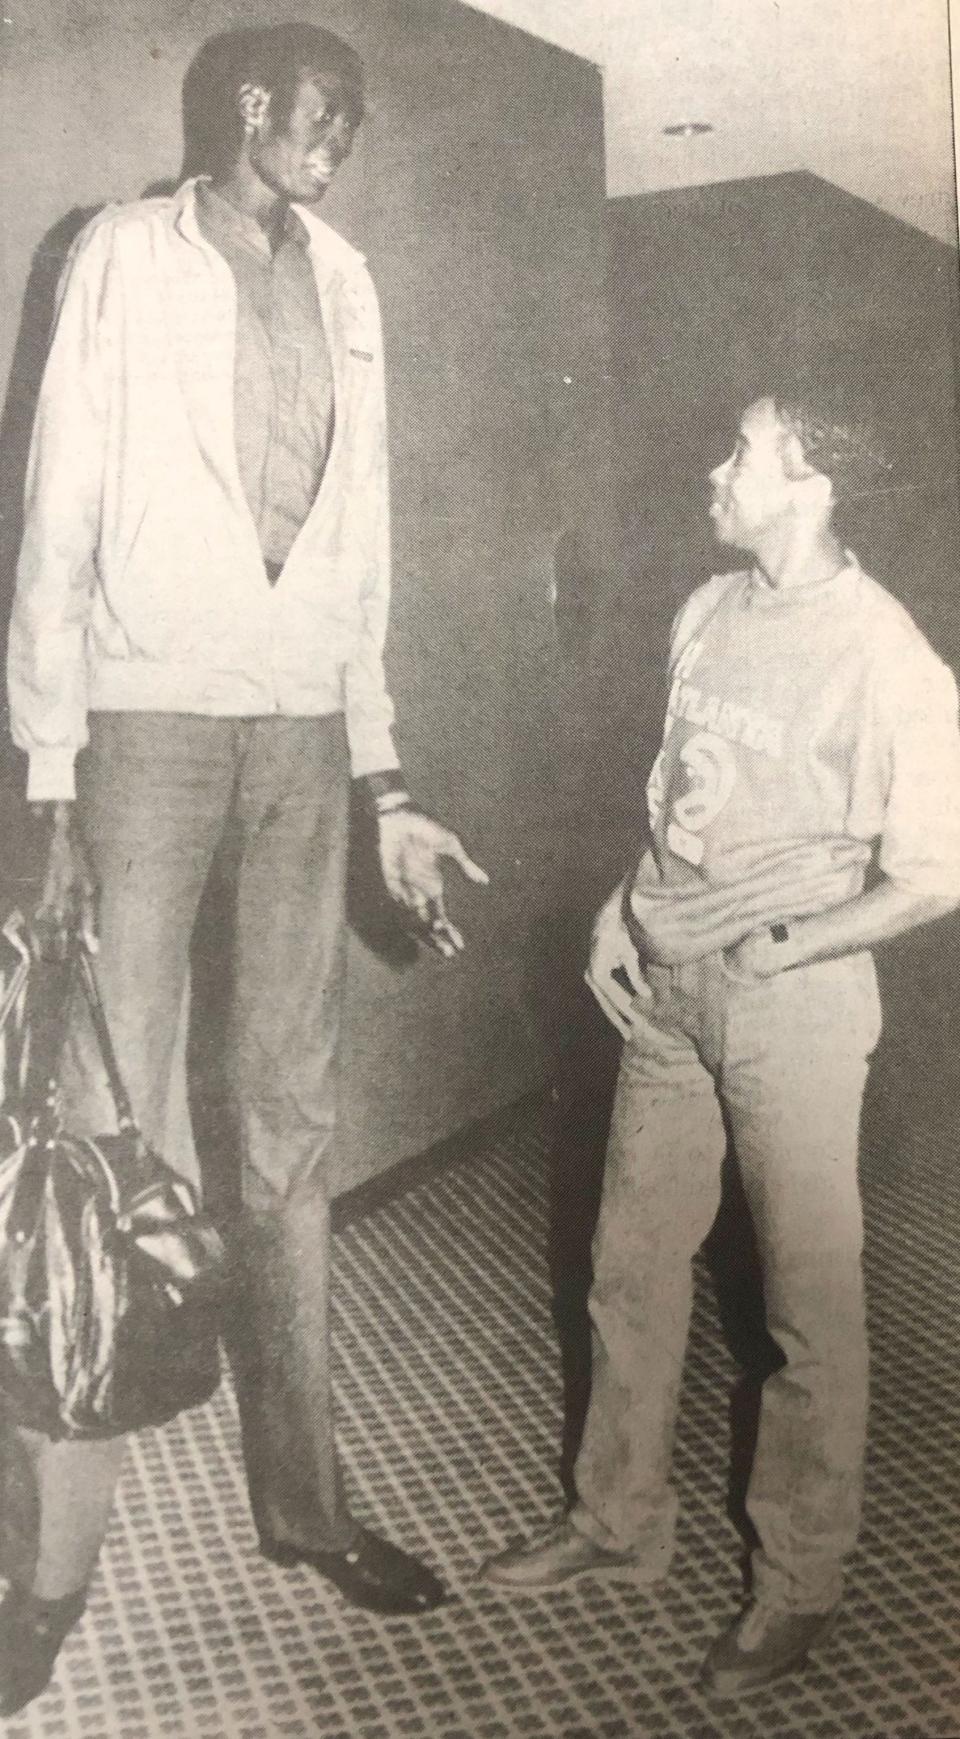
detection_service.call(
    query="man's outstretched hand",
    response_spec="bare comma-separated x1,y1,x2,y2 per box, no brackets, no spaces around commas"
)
376,809,489,957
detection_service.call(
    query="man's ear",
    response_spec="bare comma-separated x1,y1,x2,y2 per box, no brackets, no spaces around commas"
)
782,430,833,510
238,83,271,133
780,428,812,480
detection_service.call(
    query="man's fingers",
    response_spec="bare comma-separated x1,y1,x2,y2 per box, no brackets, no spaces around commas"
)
611,960,653,1002
420,891,464,957
443,837,489,885
382,863,406,905
380,822,484,952
382,852,456,951
430,916,464,954
424,920,461,958
584,969,635,1040
593,992,633,1041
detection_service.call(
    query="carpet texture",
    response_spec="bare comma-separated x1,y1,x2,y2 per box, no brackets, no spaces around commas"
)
3,1091,959,1738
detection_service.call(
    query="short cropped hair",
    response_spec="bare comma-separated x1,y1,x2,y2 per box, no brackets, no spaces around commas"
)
772,385,894,504
182,23,364,180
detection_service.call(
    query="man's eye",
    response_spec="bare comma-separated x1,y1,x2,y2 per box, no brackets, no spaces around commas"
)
316,106,355,136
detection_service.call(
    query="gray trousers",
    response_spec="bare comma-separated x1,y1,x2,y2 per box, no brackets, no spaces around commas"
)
2,712,357,1598
572,949,881,1613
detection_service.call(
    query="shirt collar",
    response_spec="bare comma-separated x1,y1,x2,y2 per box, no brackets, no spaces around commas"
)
194,181,310,258
172,179,367,281
742,551,861,610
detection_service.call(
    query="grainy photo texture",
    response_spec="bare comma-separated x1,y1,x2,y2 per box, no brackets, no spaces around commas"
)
0,3,958,1735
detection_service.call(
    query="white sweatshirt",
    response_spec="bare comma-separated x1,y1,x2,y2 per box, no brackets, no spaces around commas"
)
8,180,399,801
630,558,960,959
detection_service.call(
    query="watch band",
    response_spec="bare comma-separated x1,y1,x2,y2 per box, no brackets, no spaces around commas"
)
374,789,414,817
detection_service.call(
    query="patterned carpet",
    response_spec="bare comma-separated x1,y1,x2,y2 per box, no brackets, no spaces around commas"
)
3,1079,960,1738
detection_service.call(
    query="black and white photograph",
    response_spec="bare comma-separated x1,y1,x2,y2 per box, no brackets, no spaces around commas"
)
0,1,958,1734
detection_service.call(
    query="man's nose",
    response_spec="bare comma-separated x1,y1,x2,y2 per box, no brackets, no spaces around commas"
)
710,458,729,488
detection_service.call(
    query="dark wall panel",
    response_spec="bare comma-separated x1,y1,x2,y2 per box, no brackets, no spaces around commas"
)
0,1,612,1189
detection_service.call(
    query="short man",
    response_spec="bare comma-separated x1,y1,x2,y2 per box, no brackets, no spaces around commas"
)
483,390,960,1695
3,22,486,1716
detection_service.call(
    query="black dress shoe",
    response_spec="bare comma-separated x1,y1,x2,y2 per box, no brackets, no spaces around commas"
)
0,1585,88,1717
261,1526,446,1615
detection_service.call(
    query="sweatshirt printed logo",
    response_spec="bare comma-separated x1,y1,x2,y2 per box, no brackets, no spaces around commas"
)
649,634,787,866
667,676,784,760
649,731,738,866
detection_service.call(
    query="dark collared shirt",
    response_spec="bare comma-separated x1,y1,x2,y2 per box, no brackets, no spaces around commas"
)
196,183,335,577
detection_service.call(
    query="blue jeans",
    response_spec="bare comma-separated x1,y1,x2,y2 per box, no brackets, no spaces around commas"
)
572,949,881,1612
4,712,357,1598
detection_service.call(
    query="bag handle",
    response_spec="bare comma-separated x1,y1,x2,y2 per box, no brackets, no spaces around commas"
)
1,923,143,1249
75,944,138,1137
1,915,140,1139
0,912,32,1040
2,919,74,1247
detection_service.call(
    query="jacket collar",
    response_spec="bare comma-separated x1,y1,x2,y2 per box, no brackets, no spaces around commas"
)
293,199,366,277
171,177,366,284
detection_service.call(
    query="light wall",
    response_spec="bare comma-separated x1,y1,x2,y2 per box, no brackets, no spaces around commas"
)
465,0,957,242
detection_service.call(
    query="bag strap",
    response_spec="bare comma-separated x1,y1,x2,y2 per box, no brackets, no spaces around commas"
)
1,927,143,1245
0,912,32,1040
1,917,140,1139
22,959,74,1124
75,943,139,1137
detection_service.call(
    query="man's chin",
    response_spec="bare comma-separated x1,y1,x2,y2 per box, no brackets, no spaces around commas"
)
708,516,753,556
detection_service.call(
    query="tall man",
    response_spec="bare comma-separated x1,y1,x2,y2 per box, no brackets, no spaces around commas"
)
3,22,486,1716
483,390,960,1697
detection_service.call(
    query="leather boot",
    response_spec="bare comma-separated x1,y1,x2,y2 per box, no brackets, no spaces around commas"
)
0,1584,88,1717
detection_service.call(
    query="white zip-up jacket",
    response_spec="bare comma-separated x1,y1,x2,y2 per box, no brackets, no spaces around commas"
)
8,179,398,801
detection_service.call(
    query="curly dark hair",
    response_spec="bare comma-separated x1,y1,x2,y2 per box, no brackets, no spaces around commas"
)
773,385,894,504
181,22,364,181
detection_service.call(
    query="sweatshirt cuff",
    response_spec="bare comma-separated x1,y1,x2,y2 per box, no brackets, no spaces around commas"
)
26,748,78,803
347,725,400,780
